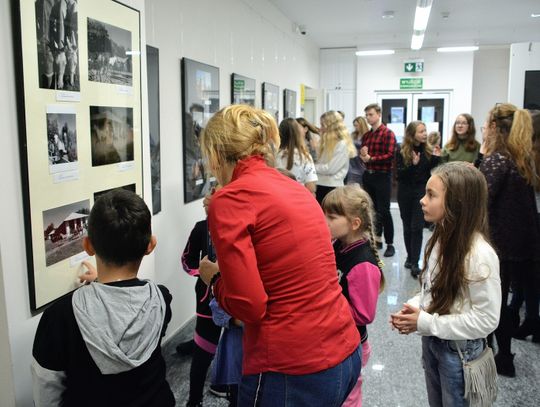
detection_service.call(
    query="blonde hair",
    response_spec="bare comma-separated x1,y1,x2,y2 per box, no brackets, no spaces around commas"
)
401,121,433,166
352,116,369,141
319,111,356,160
201,105,280,172
486,103,538,187
322,184,385,292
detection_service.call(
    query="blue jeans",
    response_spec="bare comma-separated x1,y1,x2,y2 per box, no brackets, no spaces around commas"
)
422,336,484,407
238,346,361,407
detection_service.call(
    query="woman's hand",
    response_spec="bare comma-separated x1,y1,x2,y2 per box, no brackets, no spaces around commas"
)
432,145,441,157
199,255,219,285
390,303,420,334
412,151,421,165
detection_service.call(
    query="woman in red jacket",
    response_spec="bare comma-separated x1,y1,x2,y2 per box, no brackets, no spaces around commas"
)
198,105,360,406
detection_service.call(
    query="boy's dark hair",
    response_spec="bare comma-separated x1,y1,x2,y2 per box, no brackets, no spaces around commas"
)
88,189,151,266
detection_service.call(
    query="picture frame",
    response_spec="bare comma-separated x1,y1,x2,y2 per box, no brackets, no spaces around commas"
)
181,57,220,203
13,0,143,311
231,73,256,106
283,88,297,119
262,82,279,123
147,45,161,214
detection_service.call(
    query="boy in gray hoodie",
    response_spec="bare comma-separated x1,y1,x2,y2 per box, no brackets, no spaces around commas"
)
31,189,175,406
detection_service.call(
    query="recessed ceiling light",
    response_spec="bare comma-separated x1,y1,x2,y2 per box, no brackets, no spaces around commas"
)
531,13,540,18
437,46,479,53
382,11,395,19
355,49,395,56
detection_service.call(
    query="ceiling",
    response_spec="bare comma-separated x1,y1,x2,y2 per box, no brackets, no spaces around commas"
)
268,0,540,50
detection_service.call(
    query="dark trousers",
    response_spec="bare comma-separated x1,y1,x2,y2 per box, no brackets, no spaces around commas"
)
494,260,539,356
316,185,336,206
397,184,425,265
362,171,394,244
189,316,222,403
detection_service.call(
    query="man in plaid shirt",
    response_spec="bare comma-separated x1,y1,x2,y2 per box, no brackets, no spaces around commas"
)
360,103,396,257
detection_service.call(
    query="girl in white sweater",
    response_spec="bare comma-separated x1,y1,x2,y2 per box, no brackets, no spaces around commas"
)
391,162,501,407
315,110,356,204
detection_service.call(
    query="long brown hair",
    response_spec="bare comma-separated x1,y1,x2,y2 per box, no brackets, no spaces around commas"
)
421,162,489,315
321,185,385,292
444,113,479,152
278,118,310,170
486,103,538,188
400,121,433,166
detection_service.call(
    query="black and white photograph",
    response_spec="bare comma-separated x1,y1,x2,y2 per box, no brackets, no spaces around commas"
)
147,45,161,214
93,184,136,202
283,88,297,119
181,58,220,203
262,82,279,123
47,105,77,174
90,105,134,166
43,199,90,267
231,73,256,106
87,17,133,86
35,0,80,91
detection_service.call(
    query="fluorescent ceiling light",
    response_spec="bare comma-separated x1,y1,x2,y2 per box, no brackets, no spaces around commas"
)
413,0,433,31
355,49,395,56
411,34,424,50
531,13,540,18
437,46,479,53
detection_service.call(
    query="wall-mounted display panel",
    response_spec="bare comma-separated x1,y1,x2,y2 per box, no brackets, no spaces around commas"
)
14,0,143,311
262,82,279,123
231,73,255,106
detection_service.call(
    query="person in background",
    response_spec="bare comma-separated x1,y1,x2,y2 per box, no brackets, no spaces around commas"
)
440,114,480,163
180,212,223,406
276,118,317,195
32,190,175,407
479,104,540,376
427,130,441,150
396,121,440,278
346,116,369,186
198,104,360,406
391,163,501,407
296,117,320,162
360,103,397,257
322,185,385,407
315,110,356,204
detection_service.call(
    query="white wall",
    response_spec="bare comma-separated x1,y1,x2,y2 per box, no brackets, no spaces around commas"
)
144,0,319,339
471,47,510,128
356,49,475,127
0,1,318,405
508,42,540,107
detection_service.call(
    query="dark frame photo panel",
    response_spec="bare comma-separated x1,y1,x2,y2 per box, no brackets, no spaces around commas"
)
181,58,220,203
262,82,279,123
13,0,143,311
147,45,161,214
231,73,256,106
283,88,297,119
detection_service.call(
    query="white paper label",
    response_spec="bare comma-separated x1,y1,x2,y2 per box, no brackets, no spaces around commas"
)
117,85,133,95
56,91,81,102
53,170,79,183
118,161,135,172
70,252,90,267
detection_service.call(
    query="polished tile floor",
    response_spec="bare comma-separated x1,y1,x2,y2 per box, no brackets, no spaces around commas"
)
164,208,540,406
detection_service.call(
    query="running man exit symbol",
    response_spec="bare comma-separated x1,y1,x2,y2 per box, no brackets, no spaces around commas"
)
404,61,424,73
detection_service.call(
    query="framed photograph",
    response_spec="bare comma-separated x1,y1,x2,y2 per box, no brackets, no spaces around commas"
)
13,0,143,311
35,0,80,91
146,45,161,214
262,82,279,123
181,58,220,203
231,73,255,106
283,88,297,119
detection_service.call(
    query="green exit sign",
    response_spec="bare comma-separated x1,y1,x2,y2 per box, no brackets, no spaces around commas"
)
400,78,423,90
404,61,424,73
233,79,245,91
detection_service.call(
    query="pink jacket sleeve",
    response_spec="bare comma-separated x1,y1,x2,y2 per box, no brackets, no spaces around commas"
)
346,262,381,325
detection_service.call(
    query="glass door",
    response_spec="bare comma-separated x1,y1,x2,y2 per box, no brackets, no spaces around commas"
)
412,93,450,145
376,93,413,144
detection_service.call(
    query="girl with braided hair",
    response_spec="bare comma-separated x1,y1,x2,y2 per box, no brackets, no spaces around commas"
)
322,184,385,407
